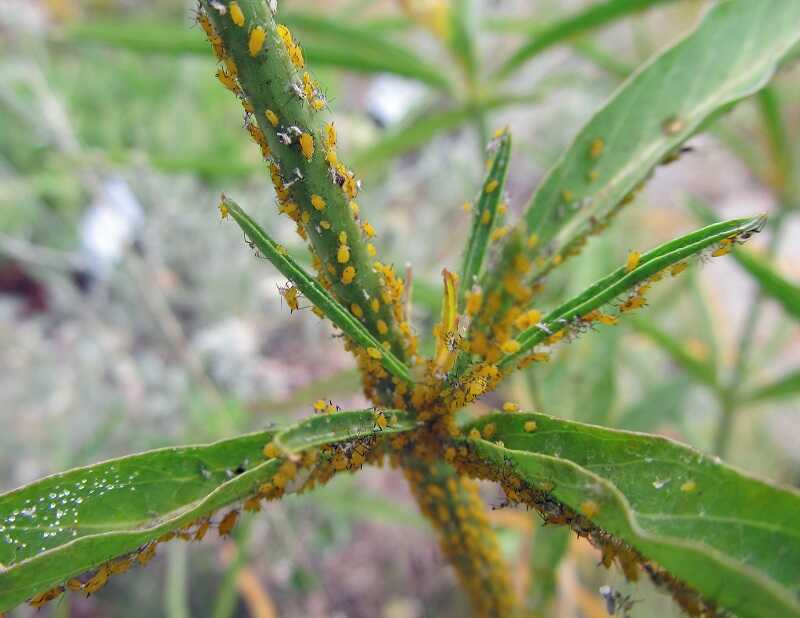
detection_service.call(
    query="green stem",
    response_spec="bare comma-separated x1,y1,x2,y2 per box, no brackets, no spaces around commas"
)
714,212,786,456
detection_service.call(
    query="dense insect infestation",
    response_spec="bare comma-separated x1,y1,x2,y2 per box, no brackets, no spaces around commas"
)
2,1,799,617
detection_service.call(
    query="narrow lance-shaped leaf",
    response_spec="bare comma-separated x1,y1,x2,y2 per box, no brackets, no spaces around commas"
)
499,216,765,369
498,0,676,78
508,0,800,280
0,431,277,611
630,316,718,390
0,409,416,611
352,93,540,173
457,130,512,310
64,16,452,90
222,197,412,384
692,200,800,321
274,408,415,452
458,413,800,618
744,369,800,404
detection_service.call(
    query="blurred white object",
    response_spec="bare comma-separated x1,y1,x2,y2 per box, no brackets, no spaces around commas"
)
364,74,428,128
77,178,144,284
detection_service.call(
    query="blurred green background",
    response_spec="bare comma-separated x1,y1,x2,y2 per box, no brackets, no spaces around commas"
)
1,0,798,616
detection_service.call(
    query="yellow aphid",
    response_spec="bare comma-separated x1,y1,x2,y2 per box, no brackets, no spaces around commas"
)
680,480,697,493
299,132,314,160
313,399,327,412
248,25,266,56
465,289,483,315
218,510,239,536
337,244,350,264
218,201,229,219
362,222,376,238
216,68,240,93
523,420,537,433
481,210,491,225
320,219,331,229
580,500,600,518
263,441,281,458
527,232,539,249
374,410,388,431
311,194,326,211
243,496,262,512
482,423,496,439
625,250,641,273
377,319,389,335
229,1,245,26
619,295,647,313
502,402,518,413
350,303,364,318
597,313,618,326
498,201,508,215
311,98,326,111
366,243,377,257
370,298,380,312
83,568,109,594
276,24,293,47
341,266,356,284
514,309,542,331
338,231,348,244
589,137,604,158
490,226,508,241
468,428,481,440
137,543,157,566
670,261,688,277
711,244,731,257
288,44,305,69
462,201,473,213
484,179,499,194
325,122,337,149
29,586,64,608
265,110,279,128
663,115,685,136
366,346,382,359
501,340,521,354
279,284,300,312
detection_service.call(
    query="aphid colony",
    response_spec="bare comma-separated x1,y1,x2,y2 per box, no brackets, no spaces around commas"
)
403,463,514,617
27,508,246,608
201,1,420,397
451,437,722,618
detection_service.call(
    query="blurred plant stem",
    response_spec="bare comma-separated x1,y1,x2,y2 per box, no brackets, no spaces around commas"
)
165,542,189,618
714,86,794,457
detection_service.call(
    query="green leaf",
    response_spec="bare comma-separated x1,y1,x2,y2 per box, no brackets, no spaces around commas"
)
0,431,277,611
614,375,691,432
744,369,800,403
515,0,800,276
630,316,718,389
498,0,675,78
461,413,800,618
729,247,800,322
498,216,765,369
222,197,412,384
351,93,540,172
274,408,415,453
447,0,479,82
64,17,451,90
457,131,512,310
692,200,800,321
0,408,416,611
527,525,570,614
